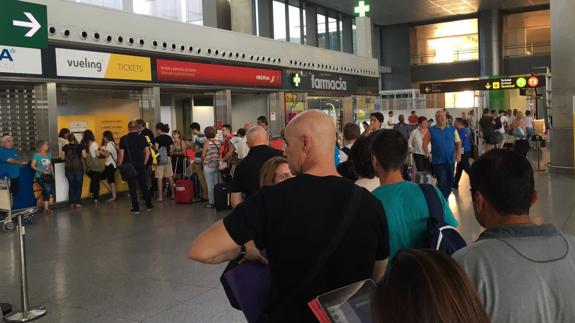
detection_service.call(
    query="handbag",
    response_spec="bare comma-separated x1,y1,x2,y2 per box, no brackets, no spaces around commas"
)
116,143,138,181
84,149,105,173
41,173,55,183
220,186,363,323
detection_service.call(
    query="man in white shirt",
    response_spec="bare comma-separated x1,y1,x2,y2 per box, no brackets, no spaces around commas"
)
386,111,397,129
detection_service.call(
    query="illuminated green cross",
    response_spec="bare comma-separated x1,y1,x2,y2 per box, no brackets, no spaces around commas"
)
292,73,301,87
354,1,370,17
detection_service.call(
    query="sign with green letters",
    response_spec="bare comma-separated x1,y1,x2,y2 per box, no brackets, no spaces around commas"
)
0,0,47,49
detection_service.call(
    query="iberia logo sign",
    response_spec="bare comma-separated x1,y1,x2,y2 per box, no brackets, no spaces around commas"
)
56,48,151,81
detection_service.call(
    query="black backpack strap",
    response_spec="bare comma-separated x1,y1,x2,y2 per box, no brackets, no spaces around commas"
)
264,185,363,321
341,146,351,157
418,184,444,226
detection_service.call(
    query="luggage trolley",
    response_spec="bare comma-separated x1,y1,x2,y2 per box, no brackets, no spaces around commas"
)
0,179,38,233
0,178,46,322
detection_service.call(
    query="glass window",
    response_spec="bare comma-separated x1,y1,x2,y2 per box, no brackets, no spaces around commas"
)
352,23,357,54
328,16,339,50
317,13,326,48
289,5,301,44
73,0,122,10
273,1,287,41
412,18,479,65
132,0,203,25
302,8,307,44
503,10,550,57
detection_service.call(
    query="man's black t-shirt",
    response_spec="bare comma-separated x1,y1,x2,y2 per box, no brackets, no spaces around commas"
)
119,133,147,168
223,175,389,322
155,134,174,153
479,116,495,137
231,145,283,198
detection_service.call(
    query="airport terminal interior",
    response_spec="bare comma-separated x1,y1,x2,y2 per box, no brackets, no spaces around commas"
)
1,0,575,322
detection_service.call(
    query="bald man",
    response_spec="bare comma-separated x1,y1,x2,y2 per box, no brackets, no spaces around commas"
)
230,126,282,208
0,135,27,195
189,110,390,323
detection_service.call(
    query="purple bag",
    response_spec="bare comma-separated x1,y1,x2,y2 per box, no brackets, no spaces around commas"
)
222,260,271,323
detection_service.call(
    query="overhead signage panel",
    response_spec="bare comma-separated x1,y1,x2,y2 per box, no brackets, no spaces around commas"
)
56,48,152,81
420,76,545,94
0,45,42,75
283,70,379,93
156,59,282,88
0,1,47,49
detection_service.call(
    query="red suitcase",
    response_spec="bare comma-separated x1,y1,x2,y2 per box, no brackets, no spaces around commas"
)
175,179,194,204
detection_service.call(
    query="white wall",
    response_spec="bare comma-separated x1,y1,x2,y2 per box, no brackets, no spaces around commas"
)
193,105,215,130
160,105,173,131
231,94,268,131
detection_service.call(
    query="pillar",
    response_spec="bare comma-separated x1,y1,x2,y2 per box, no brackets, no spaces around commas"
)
202,0,231,30
267,92,285,138
341,17,353,54
479,9,502,77
356,16,373,58
380,24,412,90
305,6,318,47
214,90,233,128
230,0,254,34
256,0,273,38
549,0,575,172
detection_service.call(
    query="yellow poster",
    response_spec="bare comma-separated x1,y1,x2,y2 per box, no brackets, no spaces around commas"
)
57,114,131,197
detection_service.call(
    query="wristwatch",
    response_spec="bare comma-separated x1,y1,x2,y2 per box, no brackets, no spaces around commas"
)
236,244,247,262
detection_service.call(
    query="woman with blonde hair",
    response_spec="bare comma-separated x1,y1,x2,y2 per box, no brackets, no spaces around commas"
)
259,156,293,187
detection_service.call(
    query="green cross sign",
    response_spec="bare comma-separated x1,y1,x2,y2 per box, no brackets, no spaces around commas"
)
0,0,48,49
354,1,370,17
292,73,302,87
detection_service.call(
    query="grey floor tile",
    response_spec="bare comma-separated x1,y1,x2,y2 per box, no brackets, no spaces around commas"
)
143,288,246,323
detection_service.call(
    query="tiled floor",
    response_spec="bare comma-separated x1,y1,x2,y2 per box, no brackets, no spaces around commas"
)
1,153,573,322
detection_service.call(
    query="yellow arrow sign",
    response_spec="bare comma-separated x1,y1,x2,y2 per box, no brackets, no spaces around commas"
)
485,83,491,90
425,87,431,93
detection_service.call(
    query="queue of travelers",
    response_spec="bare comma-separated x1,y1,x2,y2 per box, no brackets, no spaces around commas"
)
188,109,575,323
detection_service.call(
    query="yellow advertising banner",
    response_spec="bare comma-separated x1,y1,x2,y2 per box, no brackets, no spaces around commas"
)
104,53,152,81
57,114,131,196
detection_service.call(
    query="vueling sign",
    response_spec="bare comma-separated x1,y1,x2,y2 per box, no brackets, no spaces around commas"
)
0,49,14,62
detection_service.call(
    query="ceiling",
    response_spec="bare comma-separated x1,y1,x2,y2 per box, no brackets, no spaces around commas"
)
309,0,550,25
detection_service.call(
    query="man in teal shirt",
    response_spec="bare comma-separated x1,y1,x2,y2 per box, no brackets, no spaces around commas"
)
371,129,458,262
0,135,27,195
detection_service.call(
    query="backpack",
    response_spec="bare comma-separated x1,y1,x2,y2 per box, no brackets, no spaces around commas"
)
418,184,467,255
158,146,169,166
494,116,503,130
65,146,82,172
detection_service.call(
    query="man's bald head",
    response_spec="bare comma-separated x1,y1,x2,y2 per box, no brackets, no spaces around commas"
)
2,135,13,149
246,126,269,147
284,110,337,175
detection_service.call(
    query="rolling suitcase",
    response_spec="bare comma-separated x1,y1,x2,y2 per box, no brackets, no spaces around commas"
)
214,183,232,211
175,158,194,204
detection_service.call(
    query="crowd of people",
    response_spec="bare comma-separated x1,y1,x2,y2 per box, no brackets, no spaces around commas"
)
0,106,568,323
188,109,574,323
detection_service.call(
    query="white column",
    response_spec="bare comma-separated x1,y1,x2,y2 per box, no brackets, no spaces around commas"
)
230,0,254,34
356,16,372,58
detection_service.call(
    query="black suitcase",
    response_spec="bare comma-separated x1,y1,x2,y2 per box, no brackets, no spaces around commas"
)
191,173,202,201
214,183,232,211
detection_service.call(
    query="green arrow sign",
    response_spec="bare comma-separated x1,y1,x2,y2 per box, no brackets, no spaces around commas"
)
0,0,47,49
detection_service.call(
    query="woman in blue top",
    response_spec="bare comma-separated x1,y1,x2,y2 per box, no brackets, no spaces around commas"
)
31,140,54,213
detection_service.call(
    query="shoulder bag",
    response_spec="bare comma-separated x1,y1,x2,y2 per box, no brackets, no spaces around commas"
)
117,143,138,181
84,144,105,173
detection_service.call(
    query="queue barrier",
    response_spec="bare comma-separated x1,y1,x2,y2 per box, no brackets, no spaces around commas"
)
0,178,46,322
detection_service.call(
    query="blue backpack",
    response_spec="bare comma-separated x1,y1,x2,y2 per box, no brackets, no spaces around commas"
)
418,184,467,255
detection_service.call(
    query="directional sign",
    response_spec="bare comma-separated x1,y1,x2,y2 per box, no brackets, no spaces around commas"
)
0,1,47,49
420,76,545,94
